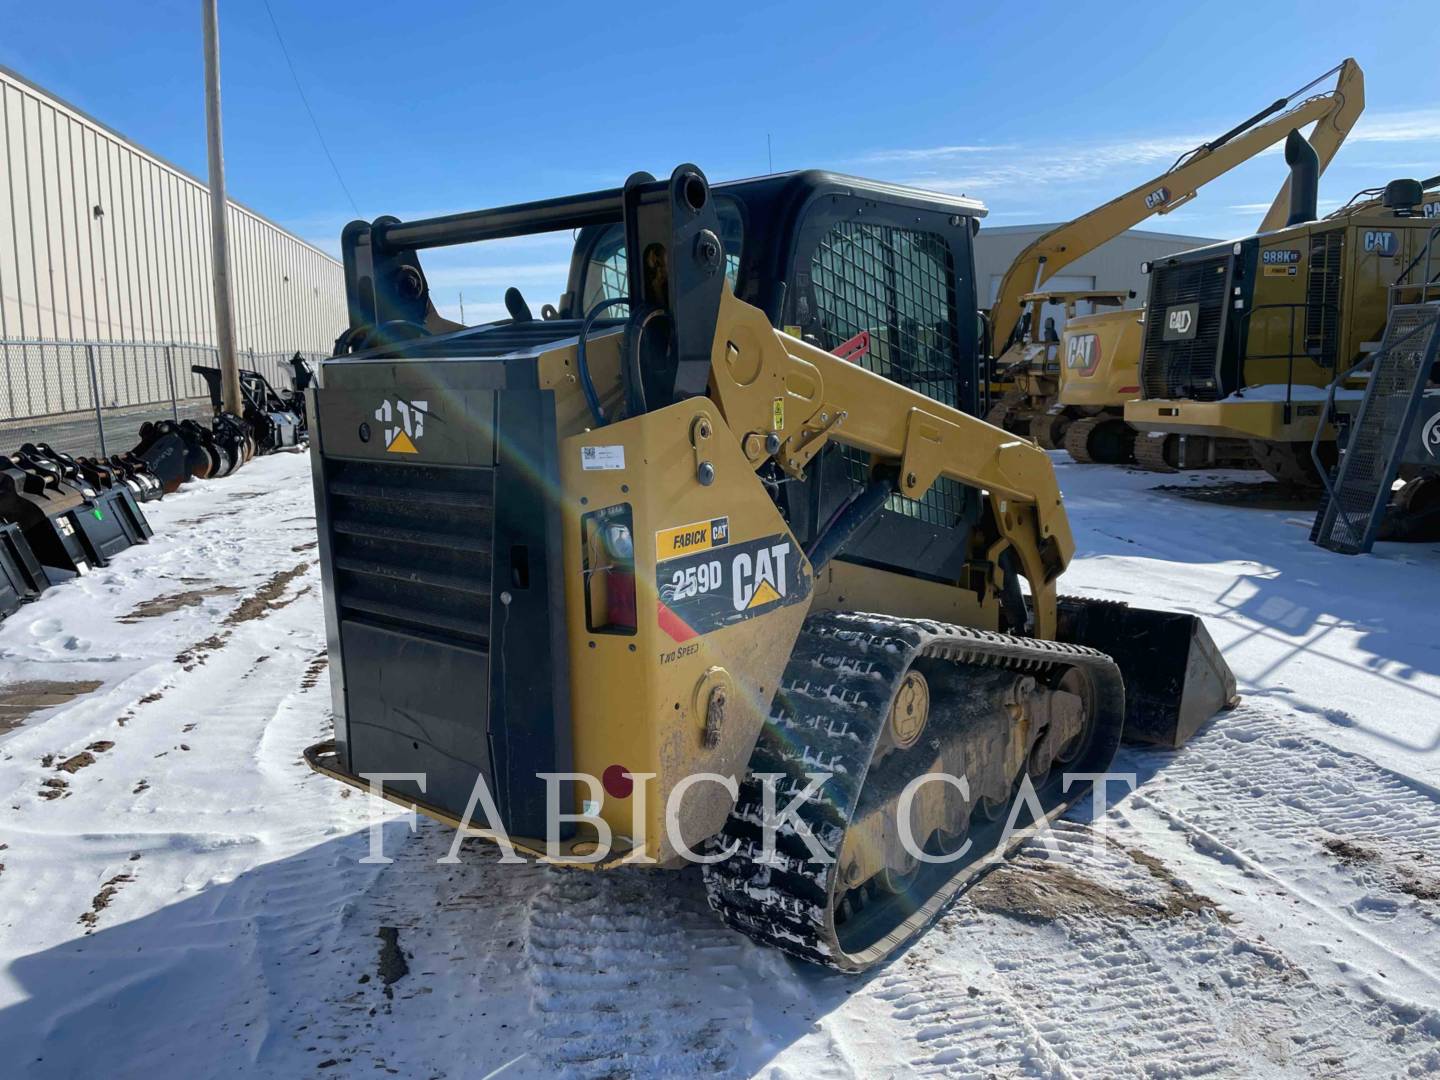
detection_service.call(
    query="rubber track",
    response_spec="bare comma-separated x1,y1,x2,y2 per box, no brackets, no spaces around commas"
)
701,610,1123,971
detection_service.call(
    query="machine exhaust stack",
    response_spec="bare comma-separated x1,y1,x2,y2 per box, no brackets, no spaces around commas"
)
1284,128,1320,227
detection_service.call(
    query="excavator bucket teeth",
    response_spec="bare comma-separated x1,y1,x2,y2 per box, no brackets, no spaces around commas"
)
1056,596,1238,749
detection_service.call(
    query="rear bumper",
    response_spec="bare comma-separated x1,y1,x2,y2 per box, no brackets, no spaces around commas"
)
1124,398,1341,442
304,740,641,868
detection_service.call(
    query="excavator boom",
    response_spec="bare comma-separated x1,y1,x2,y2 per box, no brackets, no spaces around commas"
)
989,59,1364,347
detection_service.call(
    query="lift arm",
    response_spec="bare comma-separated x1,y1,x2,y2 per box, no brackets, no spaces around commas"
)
989,59,1364,348
708,289,1072,637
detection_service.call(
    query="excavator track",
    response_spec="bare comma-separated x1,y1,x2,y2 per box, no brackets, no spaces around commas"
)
1248,439,1332,487
1133,431,1179,472
702,610,1125,972
1064,415,1137,466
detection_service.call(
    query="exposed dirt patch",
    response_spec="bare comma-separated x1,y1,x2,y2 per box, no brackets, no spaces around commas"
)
133,778,149,795
79,870,136,930
86,740,114,753
1126,846,1233,922
970,851,1228,925
1322,836,1440,903
0,680,104,733
119,585,239,622
291,540,318,553
1322,836,1373,864
175,632,231,671
39,776,69,800
971,860,1158,924
56,751,96,774
1155,480,1322,510
376,926,409,991
223,563,311,626
301,651,329,691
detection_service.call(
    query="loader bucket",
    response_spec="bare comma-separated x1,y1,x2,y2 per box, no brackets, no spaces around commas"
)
1056,596,1239,749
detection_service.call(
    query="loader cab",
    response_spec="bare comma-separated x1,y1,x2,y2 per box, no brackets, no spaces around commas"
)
564,171,987,418
563,173,991,588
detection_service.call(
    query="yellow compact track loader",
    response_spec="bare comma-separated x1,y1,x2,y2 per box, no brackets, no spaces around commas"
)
303,167,1235,971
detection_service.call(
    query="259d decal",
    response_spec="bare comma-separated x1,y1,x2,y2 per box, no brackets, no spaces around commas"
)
656,533,810,641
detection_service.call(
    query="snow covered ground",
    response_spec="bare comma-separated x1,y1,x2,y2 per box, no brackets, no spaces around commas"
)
1,450,1438,1079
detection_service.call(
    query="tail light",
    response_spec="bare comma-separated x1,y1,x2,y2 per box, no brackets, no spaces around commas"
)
582,504,637,634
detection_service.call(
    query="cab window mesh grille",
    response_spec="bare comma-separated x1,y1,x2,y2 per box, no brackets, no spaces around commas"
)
809,222,960,407
810,222,968,528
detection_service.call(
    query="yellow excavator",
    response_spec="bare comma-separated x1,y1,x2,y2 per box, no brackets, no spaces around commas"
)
985,59,1365,453
1127,174,1440,484
302,166,1236,972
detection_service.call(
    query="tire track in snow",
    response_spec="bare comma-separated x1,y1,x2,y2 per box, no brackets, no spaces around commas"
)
1122,706,1440,982
525,867,752,1078
1115,705,1440,1076
868,825,1424,1077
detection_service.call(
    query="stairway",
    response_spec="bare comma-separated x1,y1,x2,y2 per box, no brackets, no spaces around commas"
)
1311,302,1440,553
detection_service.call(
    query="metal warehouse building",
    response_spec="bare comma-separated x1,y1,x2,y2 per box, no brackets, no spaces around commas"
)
974,222,1218,333
0,65,345,455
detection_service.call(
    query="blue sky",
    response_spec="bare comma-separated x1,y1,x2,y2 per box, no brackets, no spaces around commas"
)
4,0,1438,322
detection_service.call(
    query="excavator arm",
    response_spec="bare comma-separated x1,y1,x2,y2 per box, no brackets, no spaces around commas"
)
989,59,1364,347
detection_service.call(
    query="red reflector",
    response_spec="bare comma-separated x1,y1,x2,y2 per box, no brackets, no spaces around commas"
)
602,765,634,799
1119,385,1140,394
604,570,637,629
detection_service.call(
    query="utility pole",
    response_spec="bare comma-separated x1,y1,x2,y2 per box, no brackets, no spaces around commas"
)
767,133,773,174
203,0,241,416
459,290,465,323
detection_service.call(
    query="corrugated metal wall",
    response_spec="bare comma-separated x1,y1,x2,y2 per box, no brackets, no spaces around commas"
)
0,66,345,353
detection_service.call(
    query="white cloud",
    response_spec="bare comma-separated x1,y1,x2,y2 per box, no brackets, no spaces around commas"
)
1349,108,1440,144
860,144,1017,163
889,131,1219,194
871,102,1440,199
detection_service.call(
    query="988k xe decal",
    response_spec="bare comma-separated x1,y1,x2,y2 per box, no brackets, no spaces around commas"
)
657,533,811,641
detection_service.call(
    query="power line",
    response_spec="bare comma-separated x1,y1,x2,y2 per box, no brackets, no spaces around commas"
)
260,0,361,216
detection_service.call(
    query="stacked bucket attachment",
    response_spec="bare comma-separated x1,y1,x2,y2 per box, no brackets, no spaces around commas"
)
2,351,313,623
0,520,45,618
0,443,154,619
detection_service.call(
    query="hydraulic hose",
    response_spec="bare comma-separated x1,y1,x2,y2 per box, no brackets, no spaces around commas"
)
577,296,630,427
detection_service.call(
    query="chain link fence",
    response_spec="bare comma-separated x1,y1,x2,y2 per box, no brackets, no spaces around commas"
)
0,340,328,460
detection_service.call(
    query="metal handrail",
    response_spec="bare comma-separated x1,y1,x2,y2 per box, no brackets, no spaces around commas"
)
1389,222,1440,303
1230,300,1341,421
1310,224,1440,543
1309,316,1436,540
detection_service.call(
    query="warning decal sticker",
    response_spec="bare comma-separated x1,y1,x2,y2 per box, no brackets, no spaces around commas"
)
656,533,810,640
